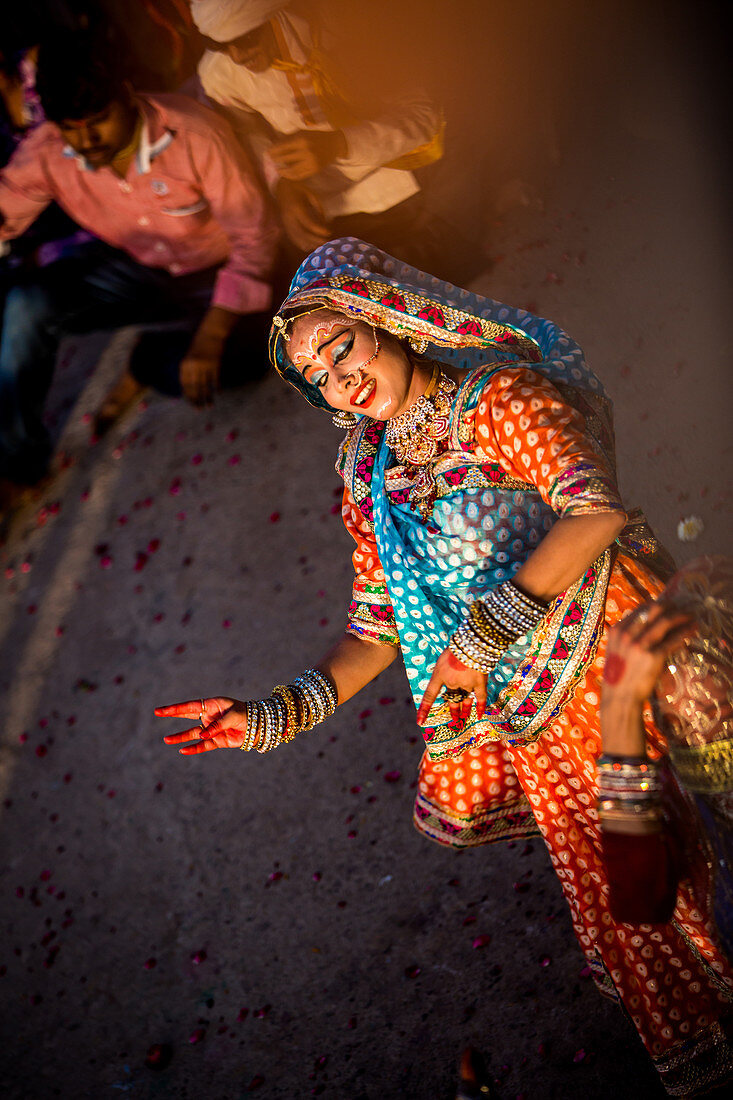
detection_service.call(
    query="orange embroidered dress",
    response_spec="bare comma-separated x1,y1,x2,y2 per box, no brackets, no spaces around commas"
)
270,238,733,1096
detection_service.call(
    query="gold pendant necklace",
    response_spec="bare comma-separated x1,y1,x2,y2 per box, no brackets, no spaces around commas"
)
384,364,456,465
384,364,457,517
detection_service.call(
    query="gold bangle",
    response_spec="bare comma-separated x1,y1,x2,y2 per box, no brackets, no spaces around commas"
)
272,684,299,741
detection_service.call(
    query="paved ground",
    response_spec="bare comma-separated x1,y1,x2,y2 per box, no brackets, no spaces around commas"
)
0,4,730,1099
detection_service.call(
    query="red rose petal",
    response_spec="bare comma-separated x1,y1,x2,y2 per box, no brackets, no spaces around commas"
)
145,1043,172,1071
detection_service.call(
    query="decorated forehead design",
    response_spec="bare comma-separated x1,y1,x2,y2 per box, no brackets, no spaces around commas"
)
290,315,357,371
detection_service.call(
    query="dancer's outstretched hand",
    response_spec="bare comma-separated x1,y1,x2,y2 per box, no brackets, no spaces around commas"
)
155,697,250,754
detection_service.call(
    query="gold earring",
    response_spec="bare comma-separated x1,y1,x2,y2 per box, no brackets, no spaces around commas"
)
332,410,358,429
409,334,429,354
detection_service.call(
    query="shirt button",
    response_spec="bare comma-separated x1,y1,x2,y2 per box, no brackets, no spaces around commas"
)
119,181,132,193
153,242,166,253
138,215,150,226
169,262,182,274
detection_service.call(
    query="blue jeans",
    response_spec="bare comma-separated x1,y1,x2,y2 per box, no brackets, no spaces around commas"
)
0,242,269,484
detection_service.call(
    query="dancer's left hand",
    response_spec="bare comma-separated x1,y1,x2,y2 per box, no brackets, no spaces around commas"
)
417,649,487,726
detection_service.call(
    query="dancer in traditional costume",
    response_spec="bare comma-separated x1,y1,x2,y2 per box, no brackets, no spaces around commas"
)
157,239,733,1095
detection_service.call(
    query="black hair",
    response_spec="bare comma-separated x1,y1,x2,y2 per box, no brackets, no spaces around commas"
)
35,32,128,124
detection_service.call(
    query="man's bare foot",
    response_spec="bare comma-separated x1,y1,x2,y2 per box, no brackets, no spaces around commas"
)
92,371,145,437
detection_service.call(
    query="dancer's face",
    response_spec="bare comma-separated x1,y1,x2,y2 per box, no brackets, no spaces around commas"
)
289,309,426,420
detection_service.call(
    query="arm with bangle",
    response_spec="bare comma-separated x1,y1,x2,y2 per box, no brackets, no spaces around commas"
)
598,602,694,922
155,632,398,755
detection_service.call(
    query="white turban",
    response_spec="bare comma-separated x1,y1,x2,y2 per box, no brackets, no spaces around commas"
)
191,1,286,42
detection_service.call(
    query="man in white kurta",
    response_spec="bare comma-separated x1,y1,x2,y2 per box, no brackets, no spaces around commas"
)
191,0,444,263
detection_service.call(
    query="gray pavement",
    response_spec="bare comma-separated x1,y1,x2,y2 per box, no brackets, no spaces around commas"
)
1,4,731,1099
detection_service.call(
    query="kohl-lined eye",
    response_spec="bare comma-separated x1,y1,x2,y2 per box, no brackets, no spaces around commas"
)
332,330,355,364
310,369,329,389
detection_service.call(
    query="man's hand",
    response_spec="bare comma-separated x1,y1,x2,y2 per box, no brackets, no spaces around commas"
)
275,179,332,251
179,348,221,406
270,129,347,181
179,306,240,406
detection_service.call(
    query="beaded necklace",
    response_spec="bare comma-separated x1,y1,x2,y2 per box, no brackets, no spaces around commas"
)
384,364,457,517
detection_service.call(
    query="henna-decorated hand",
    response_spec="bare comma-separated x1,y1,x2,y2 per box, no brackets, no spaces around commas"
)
417,649,487,726
603,601,694,706
155,697,251,755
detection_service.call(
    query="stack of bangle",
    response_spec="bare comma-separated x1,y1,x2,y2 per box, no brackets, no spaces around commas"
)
597,754,663,828
449,580,548,673
240,668,338,753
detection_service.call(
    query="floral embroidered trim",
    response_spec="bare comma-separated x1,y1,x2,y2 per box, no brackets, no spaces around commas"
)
277,278,544,364
384,457,532,506
336,417,384,528
412,789,539,849
548,462,625,517
347,621,401,646
616,507,676,581
347,582,400,647
498,548,612,736
652,1016,733,1096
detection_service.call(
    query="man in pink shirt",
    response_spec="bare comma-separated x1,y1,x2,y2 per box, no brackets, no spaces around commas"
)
0,32,278,500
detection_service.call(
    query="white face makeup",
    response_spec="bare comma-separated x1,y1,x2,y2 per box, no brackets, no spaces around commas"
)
288,308,428,422
290,315,358,373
